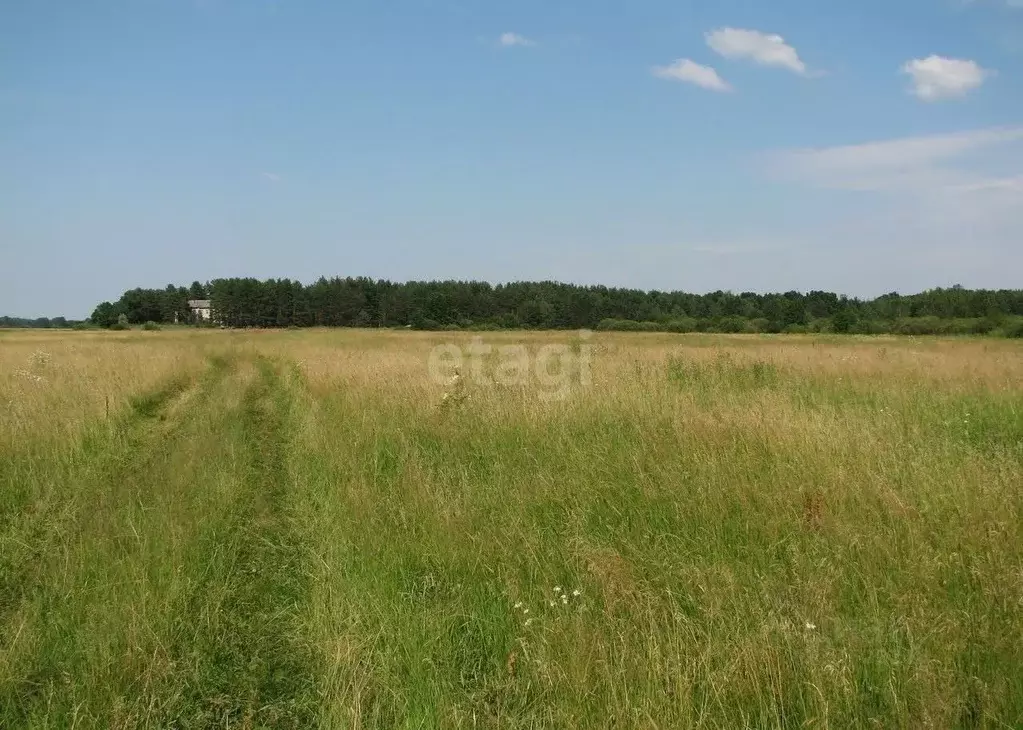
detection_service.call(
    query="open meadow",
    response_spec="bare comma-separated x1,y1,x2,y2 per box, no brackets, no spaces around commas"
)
1,327,1021,729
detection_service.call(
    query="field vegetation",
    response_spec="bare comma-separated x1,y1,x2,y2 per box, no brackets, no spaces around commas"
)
1,328,1021,728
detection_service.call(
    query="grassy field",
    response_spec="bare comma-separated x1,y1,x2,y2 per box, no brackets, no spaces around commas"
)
1,328,1021,729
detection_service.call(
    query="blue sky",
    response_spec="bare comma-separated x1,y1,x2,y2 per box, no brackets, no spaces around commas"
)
2,0,1022,317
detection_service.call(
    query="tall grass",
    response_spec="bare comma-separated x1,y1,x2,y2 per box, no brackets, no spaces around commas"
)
1,329,1021,727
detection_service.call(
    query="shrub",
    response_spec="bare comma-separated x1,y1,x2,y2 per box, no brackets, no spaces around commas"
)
663,318,697,333
968,318,997,335
494,313,520,329
852,320,892,335
596,319,623,331
892,316,949,336
750,318,773,333
141,321,161,331
806,318,830,333
110,314,130,331
999,319,1023,339
596,319,661,332
717,316,748,334
832,308,856,333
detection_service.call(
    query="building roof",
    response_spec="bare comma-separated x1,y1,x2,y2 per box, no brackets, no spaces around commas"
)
188,299,211,308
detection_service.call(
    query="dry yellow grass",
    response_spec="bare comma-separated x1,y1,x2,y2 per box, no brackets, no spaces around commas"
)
0,329,219,446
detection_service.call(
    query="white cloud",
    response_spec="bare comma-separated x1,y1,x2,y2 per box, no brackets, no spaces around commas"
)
770,127,1023,191
498,32,535,48
768,126,1023,241
260,171,281,182
706,28,808,75
759,127,1023,290
651,59,732,92
901,56,991,100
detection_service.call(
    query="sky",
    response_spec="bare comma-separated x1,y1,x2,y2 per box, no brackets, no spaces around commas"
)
2,0,1023,318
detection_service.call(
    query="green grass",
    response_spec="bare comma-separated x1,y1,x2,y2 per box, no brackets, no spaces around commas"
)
1,330,1022,728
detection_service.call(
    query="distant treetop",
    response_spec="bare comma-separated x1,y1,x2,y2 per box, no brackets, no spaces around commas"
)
83,278,1023,337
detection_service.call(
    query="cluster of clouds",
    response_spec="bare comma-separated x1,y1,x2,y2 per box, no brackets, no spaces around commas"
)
498,27,995,102
490,24,1016,212
651,27,992,101
651,27,994,101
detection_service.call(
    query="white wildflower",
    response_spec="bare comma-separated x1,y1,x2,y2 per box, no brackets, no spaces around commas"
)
525,618,534,627
572,589,581,597
513,601,523,610
805,622,817,631
553,586,562,594
15,369,44,384
561,595,569,604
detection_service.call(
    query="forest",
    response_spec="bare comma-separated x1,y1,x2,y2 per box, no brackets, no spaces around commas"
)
0,316,81,329
81,278,1023,336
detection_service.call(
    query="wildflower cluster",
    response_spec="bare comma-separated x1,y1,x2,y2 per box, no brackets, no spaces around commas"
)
548,585,581,607
512,600,534,627
510,585,584,629
14,369,45,384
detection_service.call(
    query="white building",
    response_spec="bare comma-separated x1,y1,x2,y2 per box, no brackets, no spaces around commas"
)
188,299,212,321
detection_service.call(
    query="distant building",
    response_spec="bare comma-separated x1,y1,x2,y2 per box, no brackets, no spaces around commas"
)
188,299,212,321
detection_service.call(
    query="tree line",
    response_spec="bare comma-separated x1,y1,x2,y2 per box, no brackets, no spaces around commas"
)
0,316,84,329
82,278,1023,337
